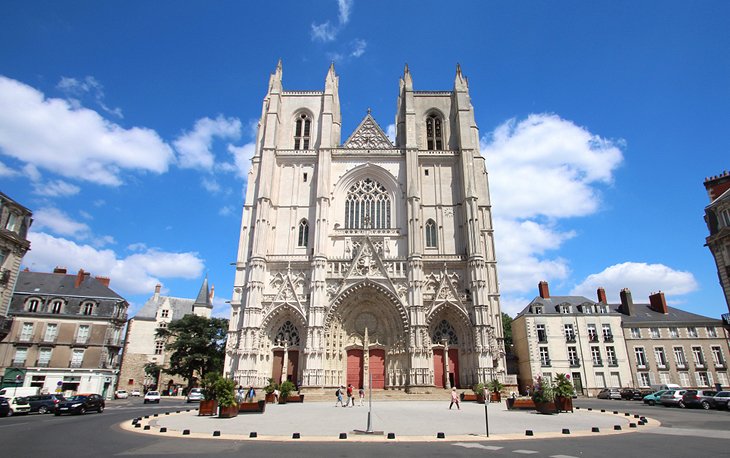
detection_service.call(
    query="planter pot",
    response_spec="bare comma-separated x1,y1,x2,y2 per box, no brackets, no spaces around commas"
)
218,404,239,418
534,401,558,415
490,392,502,403
460,393,478,402
238,400,266,413
476,394,486,404
198,400,218,416
265,393,275,403
554,396,573,413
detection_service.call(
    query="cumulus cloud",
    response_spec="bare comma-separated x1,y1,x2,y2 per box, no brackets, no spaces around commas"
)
174,115,242,170
0,160,18,177
312,0,354,42
350,39,367,57
570,262,698,303
24,231,205,296
0,76,174,186
33,207,92,239
32,179,80,197
57,75,123,119
385,124,396,143
224,142,256,179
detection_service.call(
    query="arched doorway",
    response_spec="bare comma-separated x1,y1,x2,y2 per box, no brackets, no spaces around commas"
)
431,318,462,388
270,319,301,386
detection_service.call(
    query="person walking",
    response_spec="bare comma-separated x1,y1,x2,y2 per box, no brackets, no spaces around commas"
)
335,386,345,407
449,387,460,410
237,386,245,403
358,387,365,406
246,385,256,403
346,384,354,407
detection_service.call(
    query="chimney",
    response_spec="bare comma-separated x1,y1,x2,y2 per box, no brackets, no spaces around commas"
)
74,269,86,288
209,284,215,303
649,291,669,314
95,276,111,288
154,283,161,301
597,287,607,304
53,266,67,274
619,288,634,316
538,281,550,299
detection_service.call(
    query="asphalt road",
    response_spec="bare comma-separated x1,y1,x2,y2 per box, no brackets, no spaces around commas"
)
0,397,727,457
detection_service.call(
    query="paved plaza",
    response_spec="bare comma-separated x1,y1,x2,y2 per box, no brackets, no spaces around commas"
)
126,400,656,442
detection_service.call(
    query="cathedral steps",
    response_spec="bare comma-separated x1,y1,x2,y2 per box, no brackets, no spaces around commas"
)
292,389,457,402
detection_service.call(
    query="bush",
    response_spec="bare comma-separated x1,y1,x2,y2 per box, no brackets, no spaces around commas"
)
201,372,221,401
472,382,485,395
553,373,574,398
214,377,238,408
264,377,279,395
279,380,296,400
487,379,504,393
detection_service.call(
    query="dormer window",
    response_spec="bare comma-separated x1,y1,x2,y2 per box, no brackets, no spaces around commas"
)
533,306,543,314
426,113,443,150
161,309,169,319
26,299,39,313
51,300,63,314
558,304,571,313
82,302,95,316
294,113,311,150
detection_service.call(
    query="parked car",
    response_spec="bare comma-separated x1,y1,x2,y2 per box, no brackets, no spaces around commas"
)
681,390,718,410
143,391,161,404
5,396,31,416
25,394,65,414
0,397,9,417
186,387,204,403
130,389,141,397
597,388,621,400
643,390,668,406
55,394,105,415
659,389,688,407
711,391,730,410
114,390,129,399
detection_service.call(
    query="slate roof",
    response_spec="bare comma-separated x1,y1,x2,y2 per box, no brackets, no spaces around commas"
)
516,295,611,317
133,277,211,321
610,303,722,326
13,271,123,299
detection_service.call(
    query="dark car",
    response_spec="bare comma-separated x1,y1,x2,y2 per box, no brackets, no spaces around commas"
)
0,397,9,417
711,391,730,410
681,389,717,409
55,394,105,415
26,394,66,414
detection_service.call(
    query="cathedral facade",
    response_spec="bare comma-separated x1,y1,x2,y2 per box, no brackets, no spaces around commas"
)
224,63,507,392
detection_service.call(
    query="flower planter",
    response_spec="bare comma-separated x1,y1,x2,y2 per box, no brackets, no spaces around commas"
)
280,394,304,403
198,400,218,416
554,396,573,413
534,401,558,415
265,393,276,403
218,404,239,418
490,392,502,403
476,394,486,404
238,400,266,413
507,398,535,410
460,393,479,402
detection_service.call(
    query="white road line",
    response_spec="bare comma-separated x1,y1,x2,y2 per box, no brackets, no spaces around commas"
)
513,450,539,454
453,443,504,450
551,455,580,458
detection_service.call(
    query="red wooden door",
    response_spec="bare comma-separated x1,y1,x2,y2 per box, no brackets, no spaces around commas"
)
433,349,445,388
448,348,460,388
369,349,385,389
347,349,363,388
287,350,299,386
272,350,284,383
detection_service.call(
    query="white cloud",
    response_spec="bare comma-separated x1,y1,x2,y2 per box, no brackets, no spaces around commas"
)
218,205,235,217
174,115,242,170
338,0,353,24
0,76,174,186
225,142,255,179
570,262,698,303
127,242,148,252
350,39,367,58
481,114,624,296
201,177,221,193
24,231,205,296
33,207,91,239
385,124,396,143
311,0,354,42
0,160,18,177
57,75,123,119
32,179,80,197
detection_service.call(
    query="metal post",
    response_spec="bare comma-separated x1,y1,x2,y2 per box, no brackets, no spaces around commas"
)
483,388,489,437
366,373,373,433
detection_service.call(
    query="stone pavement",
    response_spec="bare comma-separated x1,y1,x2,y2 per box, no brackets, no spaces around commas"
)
123,400,658,442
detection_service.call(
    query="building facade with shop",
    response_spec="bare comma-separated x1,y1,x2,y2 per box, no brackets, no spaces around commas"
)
224,63,509,392
0,268,127,398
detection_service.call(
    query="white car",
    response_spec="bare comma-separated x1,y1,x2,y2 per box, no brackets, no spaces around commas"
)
130,389,141,397
143,391,161,404
186,388,204,403
114,390,129,399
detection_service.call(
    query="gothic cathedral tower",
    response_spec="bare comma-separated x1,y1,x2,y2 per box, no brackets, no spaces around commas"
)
224,62,506,392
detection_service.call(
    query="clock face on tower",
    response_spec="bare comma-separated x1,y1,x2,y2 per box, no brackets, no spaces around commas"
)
355,312,377,335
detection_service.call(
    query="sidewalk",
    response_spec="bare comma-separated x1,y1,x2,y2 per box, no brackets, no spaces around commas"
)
124,400,657,442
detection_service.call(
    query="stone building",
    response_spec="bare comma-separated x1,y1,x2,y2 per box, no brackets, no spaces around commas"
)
512,282,633,396
0,268,127,398
703,170,730,315
118,278,213,394
0,192,33,340
617,288,729,389
224,63,509,393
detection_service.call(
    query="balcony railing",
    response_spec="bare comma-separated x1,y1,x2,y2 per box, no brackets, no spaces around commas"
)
540,359,551,367
36,361,50,367
715,362,727,369
569,360,581,367
588,335,599,343
69,361,83,368
565,336,576,343
593,360,603,367
11,361,26,367
603,335,614,342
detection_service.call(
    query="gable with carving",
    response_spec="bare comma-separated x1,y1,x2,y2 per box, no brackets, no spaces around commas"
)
343,114,393,149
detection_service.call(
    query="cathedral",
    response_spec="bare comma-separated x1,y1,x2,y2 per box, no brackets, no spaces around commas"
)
224,62,507,392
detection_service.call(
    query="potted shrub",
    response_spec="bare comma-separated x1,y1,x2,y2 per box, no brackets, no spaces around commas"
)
278,380,296,404
487,379,504,402
215,377,239,418
198,372,219,416
553,373,574,413
264,377,278,403
531,375,557,414
472,382,486,404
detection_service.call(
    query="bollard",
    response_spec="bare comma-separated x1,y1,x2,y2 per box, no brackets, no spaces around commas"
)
249,432,258,438
634,414,640,418
629,423,637,428
591,427,600,433
134,423,141,428
624,412,630,416
613,425,621,431
213,431,221,437
160,427,167,433
182,429,190,435
144,415,149,419
562,429,570,434
613,411,618,414
387,433,396,439
153,413,158,417
143,425,150,430
525,430,534,436
292,433,301,439
601,409,605,412
436,432,446,439
339,433,347,439
587,408,592,411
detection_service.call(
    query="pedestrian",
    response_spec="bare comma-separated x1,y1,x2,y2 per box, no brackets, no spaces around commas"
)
335,385,345,407
246,385,256,402
273,388,280,403
346,384,354,407
358,387,365,406
237,385,245,403
449,387,460,410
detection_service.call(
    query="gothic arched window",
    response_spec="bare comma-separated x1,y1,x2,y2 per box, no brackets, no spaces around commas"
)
432,319,458,345
297,219,309,247
344,178,391,229
294,113,311,150
425,219,437,248
426,113,443,150
274,320,300,347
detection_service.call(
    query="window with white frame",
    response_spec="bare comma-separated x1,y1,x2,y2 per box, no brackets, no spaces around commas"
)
591,346,602,366
425,113,443,150
720,208,730,227
638,372,650,387
76,325,90,343
654,347,667,368
564,324,576,341
542,372,553,384
692,346,705,366
5,212,19,232
50,300,63,314
659,372,670,385
44,323,58,342
711,346,725,366
297,219,309,247
294,113,311,150
650,327,660,338
533,306,543,314
602,324,613,341
13,347,27,365
587,324,598,342
673,347,687,368
706,326,717,338
679,372,690,387
161,309,169,318
568,346,579,366
669,327,679,338
697,372,710,387
717,372,729,387
606,346,618,366
26,299,39,312
559,304,571,313
536,324,547,342
539,347,550,366
38,347,52,366
687,327,698,338
19,322,33,341
344,178,391,229
630,327,641,338
82,302,94,315
595,372,606,388
425,219,437,248
154,340,164,355
634,347,647,367
70,349,84,368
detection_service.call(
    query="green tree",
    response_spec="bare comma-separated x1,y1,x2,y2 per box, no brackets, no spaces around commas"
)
155,314,228,390
501,312,513,351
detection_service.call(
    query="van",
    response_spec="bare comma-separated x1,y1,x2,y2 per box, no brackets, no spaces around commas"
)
650,384,681,392
0,387,39,398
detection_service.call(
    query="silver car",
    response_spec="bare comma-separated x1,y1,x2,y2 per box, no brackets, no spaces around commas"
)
659,389,687,407
186,388,204,403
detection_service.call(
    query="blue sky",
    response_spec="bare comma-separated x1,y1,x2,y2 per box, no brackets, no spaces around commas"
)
1,1,728,319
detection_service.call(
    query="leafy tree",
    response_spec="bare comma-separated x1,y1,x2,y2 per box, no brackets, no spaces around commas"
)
155,314,228,390
501,312,513,351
